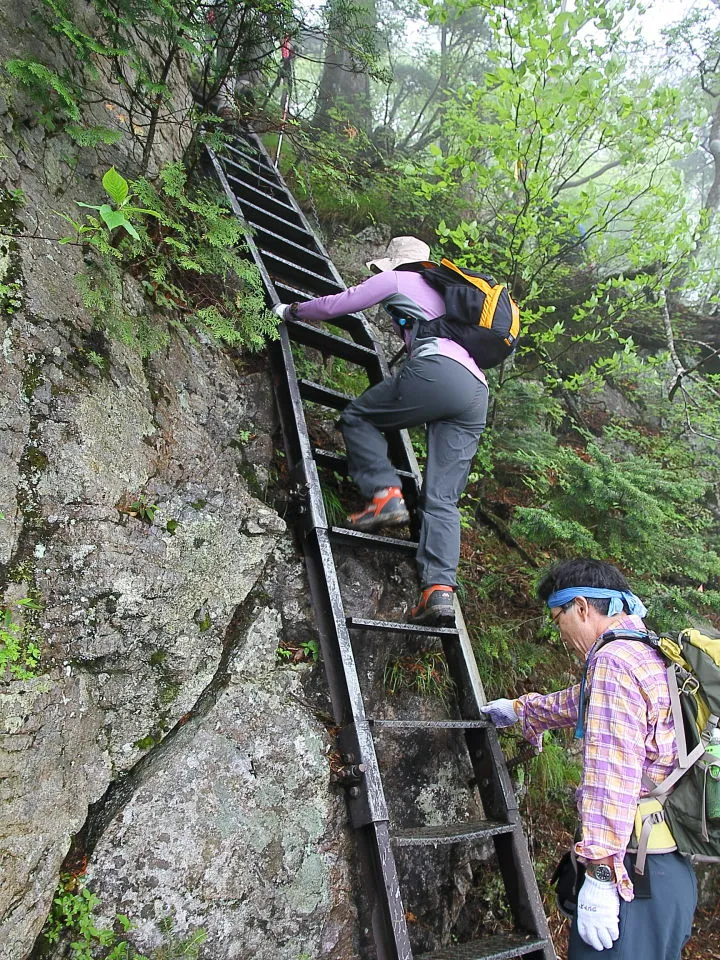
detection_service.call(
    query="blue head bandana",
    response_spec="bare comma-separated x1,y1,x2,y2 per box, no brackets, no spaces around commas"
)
546,586,647,619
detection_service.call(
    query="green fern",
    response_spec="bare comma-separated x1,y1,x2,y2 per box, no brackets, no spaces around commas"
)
67,162,277,355
66,124,123,147
5,58,81,121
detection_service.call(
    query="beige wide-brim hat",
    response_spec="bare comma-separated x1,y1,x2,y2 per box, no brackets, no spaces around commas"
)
366,236,437,273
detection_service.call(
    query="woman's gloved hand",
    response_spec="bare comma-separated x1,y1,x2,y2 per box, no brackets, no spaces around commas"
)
479,698,518,727
576,875,620,951
272,303,292,320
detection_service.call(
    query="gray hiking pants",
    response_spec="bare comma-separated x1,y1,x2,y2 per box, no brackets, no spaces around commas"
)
338,354,488,588
569,852,697,960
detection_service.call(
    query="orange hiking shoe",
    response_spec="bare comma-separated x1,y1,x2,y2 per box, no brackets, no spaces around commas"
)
347,486,409,532
409,585,455,625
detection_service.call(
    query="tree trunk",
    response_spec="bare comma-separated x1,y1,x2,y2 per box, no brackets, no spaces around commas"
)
313,0,377,133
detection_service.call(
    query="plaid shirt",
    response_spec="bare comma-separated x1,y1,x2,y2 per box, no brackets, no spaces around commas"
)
514,614,677,900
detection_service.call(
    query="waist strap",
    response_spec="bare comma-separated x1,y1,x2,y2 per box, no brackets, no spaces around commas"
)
628,797,677,875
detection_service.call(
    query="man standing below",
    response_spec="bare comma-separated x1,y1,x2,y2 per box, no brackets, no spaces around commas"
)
273,236,488,625
481,558,697,957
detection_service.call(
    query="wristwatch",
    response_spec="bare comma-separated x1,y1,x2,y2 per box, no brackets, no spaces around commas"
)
586,863,615,883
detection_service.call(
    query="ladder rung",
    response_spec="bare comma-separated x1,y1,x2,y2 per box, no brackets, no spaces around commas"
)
299,379,354,410
370,719,490,730
227,175,301,214
241,202,316,246
314,449,416,481
223,153,285,192
275,293,375,345
272,278,328,301
224,139,273,171
391,819,514,847
244,220,328,265
260,248,341,287
225,169,292,205
346,616,459,637
417,934,549,960
287,322,378,367
330,527,418,555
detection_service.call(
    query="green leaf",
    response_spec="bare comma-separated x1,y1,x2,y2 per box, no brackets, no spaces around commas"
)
97,205,141,240
119,220,141,241
98,204,126,230
102,167,129,206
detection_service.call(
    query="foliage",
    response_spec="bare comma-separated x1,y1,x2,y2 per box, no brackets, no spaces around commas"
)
5,0,296,168
384,651,455,704
469,619,549,699
322,484,346,526
5,58,81,125
62,164,277,354
509,440,719,583
526,731,582,807
120,494,158,524
276,636,320,664
0,597,41,681
282,123,453,235
42,875,206,960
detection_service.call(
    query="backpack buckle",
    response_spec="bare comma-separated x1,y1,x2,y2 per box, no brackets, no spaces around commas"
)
680,674,699,696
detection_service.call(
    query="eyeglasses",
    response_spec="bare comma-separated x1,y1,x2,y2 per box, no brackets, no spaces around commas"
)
550,601,575,627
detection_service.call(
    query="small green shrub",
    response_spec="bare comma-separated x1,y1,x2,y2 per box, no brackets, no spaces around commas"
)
322,485,346,526
509,442,720,583
0,597,41,680
61,164,277,355
527,732,581,802
470,620,549,698
42,875,206,959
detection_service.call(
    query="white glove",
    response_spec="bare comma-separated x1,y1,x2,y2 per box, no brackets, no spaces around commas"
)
480,698,518,727
272,303,291,320
576,874,620,951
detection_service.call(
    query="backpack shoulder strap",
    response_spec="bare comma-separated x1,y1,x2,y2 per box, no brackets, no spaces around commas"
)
598,631,701,768
593,629,663,658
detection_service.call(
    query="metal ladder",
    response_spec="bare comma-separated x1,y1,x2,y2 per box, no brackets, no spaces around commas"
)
206,131,556,960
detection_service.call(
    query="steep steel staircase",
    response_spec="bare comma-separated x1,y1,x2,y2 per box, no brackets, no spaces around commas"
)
206,131,556,960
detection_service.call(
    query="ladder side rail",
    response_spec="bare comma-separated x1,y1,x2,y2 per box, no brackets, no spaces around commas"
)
368,821,415,960
464,727,556,959
492,833,556,960
441,604,556,953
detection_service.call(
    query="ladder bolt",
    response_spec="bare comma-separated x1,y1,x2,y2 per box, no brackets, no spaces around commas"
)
348,786,360,798
333,763,367,787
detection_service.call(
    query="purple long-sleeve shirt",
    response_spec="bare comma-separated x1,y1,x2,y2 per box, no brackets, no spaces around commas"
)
292,271,487,384
514,614,677,900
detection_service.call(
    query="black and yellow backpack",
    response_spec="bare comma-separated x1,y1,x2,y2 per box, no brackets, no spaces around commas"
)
417,258,521,369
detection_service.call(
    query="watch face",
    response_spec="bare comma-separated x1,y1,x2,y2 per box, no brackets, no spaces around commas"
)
592,864,614,883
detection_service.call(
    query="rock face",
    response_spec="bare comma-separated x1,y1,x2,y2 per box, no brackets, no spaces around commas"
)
85,602,357,960
0,7,360,951
0,268,364,958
